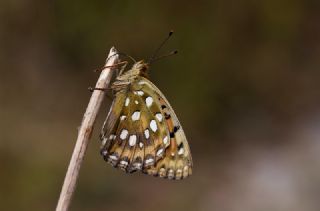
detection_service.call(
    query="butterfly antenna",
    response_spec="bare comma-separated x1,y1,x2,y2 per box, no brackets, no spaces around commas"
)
148,30,174,63
150,50,178,64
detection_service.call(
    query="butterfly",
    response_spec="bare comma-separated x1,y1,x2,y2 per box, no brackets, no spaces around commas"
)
99,34,192,180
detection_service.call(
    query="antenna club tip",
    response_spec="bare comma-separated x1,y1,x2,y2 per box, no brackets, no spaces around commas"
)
173,50,178,54
169,30,174,36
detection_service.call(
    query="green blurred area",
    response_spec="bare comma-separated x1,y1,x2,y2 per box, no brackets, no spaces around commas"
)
1,0,320,210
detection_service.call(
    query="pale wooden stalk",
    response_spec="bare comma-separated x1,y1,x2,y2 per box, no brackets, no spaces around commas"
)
56,47,119,211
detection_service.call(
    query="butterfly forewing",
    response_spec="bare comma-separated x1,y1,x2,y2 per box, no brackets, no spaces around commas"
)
100,61,192,180
136,77,193,179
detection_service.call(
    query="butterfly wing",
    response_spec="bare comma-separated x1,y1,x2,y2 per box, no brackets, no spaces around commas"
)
135,77,193,179
100,77,192,180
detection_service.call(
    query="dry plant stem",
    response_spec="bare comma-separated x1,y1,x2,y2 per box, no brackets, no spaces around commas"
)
56,47,119,211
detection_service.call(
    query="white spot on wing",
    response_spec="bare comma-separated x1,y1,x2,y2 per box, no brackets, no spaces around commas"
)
156,148,164,157
125,97,130,106
135,100,139,104
144,129,150,139
138,81,147,85
101,138,107,145
176,169,183,179
155,113,163,122
101,150,108,156
133,162,142,169
120,115,126,121
120,160,128,166
183,166,189,177
128,135,137,146
120,129,128,140
131,111,141,121
168,169,174,179
150,120,157,132
145,158,154,164
159,168,166,177
137,91,144,96
139,142,144,148
178,147,184,155
163,136,169,145
146,96,153,107
109,155,118,160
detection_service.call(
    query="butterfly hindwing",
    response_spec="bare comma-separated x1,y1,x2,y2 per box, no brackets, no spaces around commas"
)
100,87,170,173
135,77,193,179
100,75,192,179
100,60,192,180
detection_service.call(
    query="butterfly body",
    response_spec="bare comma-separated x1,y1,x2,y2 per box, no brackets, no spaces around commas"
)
100,60,192,180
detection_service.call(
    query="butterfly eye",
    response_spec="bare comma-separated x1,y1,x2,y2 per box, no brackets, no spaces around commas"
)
140,64,149,73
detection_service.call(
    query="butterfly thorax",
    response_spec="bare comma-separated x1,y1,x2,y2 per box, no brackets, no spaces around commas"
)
111,60,149,92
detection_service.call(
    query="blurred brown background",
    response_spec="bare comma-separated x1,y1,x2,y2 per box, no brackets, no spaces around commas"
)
1,0,320,210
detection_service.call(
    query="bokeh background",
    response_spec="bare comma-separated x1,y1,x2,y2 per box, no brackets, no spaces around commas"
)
1,0,320,210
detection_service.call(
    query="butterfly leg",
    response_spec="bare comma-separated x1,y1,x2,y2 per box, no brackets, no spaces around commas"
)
117,61,128,76
88,87,113,101
93,61,128,73
88,87,112,92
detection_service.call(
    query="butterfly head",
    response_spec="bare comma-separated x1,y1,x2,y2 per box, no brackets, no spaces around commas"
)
132,60,149,71
131,60,149,78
